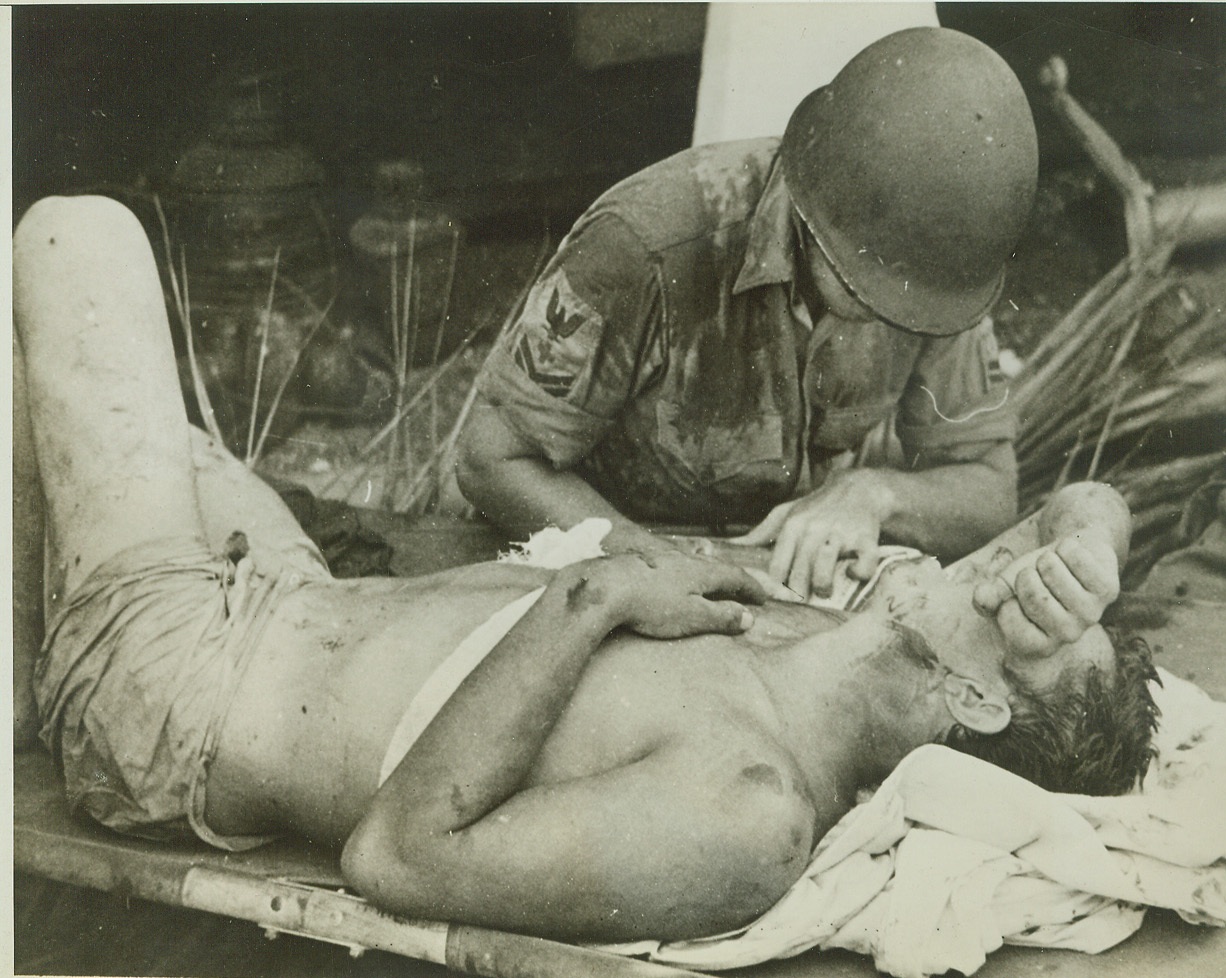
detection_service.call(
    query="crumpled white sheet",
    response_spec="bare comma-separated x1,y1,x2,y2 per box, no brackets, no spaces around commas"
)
606,669,1226,978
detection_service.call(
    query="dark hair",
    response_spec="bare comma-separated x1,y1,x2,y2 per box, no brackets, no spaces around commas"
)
943,628,1161,795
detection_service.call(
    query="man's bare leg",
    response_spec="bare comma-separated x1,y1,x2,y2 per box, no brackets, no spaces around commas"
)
13,330,45,747
13,196,206,599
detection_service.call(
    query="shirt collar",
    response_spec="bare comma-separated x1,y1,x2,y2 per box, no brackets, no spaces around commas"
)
733,155,801,295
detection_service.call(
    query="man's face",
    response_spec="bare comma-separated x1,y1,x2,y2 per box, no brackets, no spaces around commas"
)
1012,624,1116,694
864,555,1116,697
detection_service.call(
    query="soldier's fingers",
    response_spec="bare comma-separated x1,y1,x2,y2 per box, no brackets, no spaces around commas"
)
803,538,843,600
848,540,881,582
731,501,795,547
689,559,769,605
745,567,803,602
973,578,1013,617
1033,549,1104,625
1013,565,1083,644
768,521,802,585
692,598,755,635
996,596,1057,658
787,530,824,600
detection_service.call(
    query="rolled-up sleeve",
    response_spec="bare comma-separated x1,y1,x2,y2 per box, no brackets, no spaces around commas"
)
896,317,1017,467
478,212,664,469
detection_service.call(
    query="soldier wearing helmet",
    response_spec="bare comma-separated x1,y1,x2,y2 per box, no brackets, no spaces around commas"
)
457,27,1039,599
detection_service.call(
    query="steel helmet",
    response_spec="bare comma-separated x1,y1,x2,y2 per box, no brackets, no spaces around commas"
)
781,27,1038,336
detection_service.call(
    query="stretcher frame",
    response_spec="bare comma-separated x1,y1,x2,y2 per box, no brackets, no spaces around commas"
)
14,518,1226,978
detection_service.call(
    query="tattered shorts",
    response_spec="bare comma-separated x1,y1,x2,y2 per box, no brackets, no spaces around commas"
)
35,535,325,850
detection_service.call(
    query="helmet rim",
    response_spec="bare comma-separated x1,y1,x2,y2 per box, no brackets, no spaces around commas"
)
781,27,1036,336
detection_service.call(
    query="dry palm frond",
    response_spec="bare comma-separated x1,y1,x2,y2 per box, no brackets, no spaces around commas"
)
1112,451,1225,511
1014,228,1224,524
1117,458,1223,588
324,227,553,515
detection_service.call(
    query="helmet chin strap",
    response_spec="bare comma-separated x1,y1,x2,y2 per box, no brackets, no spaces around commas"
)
792,207,876,325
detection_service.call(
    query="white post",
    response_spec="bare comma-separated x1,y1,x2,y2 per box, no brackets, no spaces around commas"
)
692,2,939,146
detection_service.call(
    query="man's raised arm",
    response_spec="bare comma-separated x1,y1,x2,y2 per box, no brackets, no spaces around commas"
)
973,482,1130,659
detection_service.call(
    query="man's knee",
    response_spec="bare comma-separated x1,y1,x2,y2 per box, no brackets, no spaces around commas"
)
15,196,147,280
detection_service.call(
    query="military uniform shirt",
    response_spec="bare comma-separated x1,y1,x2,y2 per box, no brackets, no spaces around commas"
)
479,138,1015,528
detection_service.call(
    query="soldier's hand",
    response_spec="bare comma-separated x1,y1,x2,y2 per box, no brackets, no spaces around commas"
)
729,472,884,600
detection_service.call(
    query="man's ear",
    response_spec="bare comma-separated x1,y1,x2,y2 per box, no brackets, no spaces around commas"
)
943,673,1011,734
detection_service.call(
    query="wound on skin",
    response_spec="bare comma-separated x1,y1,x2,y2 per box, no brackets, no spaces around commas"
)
224,530,250,564
566,575,604,611
740,762,785,794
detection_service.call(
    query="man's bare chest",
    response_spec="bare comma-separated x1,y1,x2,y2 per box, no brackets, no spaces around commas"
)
525,637,791,784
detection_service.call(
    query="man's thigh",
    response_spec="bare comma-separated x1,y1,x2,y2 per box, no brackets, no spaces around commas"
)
14,196,204,597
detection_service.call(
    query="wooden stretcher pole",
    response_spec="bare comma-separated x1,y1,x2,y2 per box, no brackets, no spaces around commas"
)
17,821,708,978
177,867,708,978
445,925,707,978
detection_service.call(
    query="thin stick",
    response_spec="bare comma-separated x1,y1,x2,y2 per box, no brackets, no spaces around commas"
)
399,220,429,509
152,194,226,444
389,241,402,375
1103,307,1145,382
1050,430,1084,495
178,246,224,443
406,271,423,382
402,212,420,383
1086,385,1126,482
387,216,421,509
1101,426,1156,483
400,266,423,507
385,243,404,507
245,248,282,466
251,294,337,464
430,226,462,463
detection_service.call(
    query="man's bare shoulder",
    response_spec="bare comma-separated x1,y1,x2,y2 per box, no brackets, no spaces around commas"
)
612,731,820,934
